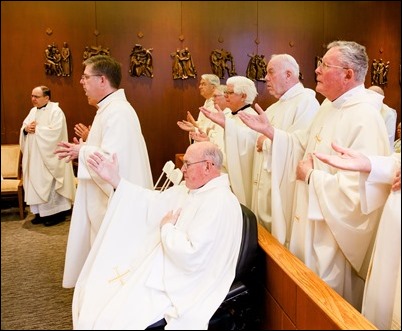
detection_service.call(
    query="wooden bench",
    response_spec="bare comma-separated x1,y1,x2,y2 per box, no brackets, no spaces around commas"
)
257,224,377,330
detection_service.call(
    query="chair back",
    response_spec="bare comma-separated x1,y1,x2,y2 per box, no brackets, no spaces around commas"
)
235,204,258,279
153,160,175,190
1,144,22,179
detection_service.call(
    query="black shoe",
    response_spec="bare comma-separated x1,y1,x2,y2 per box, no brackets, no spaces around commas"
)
31,214,44,225
44,214,65,227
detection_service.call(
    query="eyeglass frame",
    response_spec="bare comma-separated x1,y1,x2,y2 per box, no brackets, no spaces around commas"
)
181,159,214,169
316,57,349,70
224,90,236,96
81,74,103,80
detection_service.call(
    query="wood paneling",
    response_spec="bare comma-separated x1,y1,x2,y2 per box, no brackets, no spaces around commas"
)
1,1,400,182
258,224,378,330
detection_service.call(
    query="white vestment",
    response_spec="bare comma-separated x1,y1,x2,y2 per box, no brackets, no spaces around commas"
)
63,89,153,288
270,85,390,310
360,153,401,330
19,101,76,216
196,98,217,133
73,174,242,330
380,103,397,150
224,105,260,207
225,83,319,245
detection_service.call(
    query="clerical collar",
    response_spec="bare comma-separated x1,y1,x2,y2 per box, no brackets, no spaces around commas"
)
231,104,251,115
97,90,116,104
37,104,48,110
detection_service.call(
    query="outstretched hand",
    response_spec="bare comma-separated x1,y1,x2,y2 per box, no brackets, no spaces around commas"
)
199,105,226,128
186,111,197,127
87,152,121,189
74,123,91,142
189,129,209,142
237,103,273,139
177,120,195,132
313,142,371,173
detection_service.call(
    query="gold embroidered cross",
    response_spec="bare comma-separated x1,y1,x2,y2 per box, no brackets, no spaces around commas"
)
315,127,323,143
108,267,130,285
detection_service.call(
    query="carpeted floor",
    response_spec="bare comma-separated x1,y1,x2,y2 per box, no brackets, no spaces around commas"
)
1,201,73,330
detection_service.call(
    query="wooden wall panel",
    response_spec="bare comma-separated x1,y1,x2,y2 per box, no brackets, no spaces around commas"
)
1,1,400,182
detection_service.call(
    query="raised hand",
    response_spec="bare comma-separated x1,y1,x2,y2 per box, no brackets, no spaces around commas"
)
314,142,371,172
74,123,91,141
237,103,274,139
177,120,195,132
189,129,209,142
186,111,197,127
199,104,226,128
87,152,121,188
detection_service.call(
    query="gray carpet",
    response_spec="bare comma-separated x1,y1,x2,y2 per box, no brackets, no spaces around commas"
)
1,202,73,330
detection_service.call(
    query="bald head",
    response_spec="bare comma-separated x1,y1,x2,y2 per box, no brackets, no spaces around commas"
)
182,141,223,189
368,85,384,96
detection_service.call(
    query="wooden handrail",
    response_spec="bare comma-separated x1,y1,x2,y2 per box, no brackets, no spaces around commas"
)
257,224,377,330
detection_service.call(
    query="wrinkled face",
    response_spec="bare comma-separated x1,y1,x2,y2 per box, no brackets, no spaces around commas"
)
315,47,349,101
181,145,212,190
224,84,245,111
212,90,228,110
31,87,48,108
199,79,215,99
80,64,103,106
265,60,288,99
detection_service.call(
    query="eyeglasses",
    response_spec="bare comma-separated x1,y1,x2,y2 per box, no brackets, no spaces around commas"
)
182,159,213,169
212,94,224,98
224,90,235,96
81,74,102,80
316,57,349,70
31,95,44,98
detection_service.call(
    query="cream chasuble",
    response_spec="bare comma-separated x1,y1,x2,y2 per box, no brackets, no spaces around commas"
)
73,174,242,329
271,86,390,310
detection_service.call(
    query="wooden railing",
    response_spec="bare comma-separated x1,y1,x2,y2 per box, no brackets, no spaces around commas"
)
257,224,377,330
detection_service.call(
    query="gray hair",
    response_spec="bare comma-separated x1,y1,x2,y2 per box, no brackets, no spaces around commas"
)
327,41,368,83
226,76,258,104
215,84,227,95
201,74,220,87
202,143,223,169
270,54,300,77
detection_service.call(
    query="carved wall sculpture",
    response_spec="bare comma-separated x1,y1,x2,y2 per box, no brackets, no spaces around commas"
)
246,53,267,81
210,49,237,79
44,43,64,76
371,58,390,85
61,42,71,77
83,45,110,60
170,47,197,80
128,44,154,78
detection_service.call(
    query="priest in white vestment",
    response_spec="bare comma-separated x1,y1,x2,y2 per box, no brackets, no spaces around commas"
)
200,55,319,246
19,86,76,224
368,85,397,150
314,144,401,330
237,41,391,310
72,141,242,330
196,75,258,209
177,74,221,144
55,55,153,289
